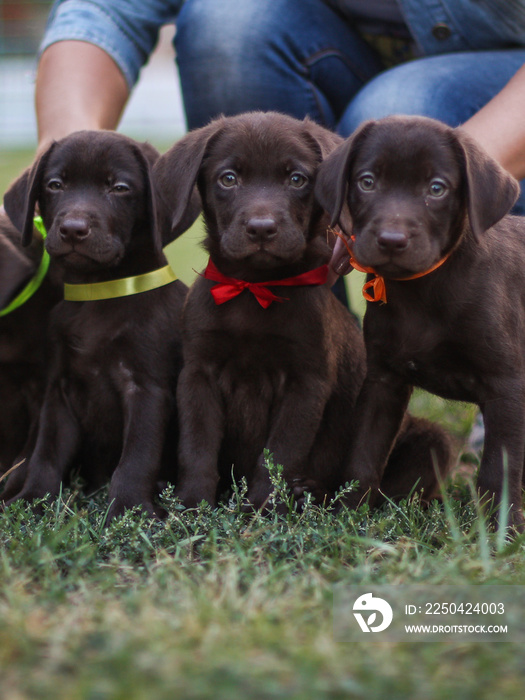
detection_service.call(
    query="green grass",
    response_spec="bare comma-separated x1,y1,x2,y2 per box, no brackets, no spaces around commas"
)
1,451,524,700
1,149,524,698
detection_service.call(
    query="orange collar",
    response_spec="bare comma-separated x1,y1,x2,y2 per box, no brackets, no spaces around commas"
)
331,228,451,303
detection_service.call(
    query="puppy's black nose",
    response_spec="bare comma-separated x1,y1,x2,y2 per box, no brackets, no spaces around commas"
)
59,217,90,242
246,217,278,241
377,230,409,253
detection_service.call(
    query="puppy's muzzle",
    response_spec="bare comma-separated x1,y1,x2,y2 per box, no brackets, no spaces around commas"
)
246,217,278,243
377,230,409,254
59,216,90,244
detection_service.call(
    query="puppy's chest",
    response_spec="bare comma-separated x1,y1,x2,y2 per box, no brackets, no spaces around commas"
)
189,304,315,395
369,309,491,402
210,331,301,445
213,329,297,395
57,307,170,414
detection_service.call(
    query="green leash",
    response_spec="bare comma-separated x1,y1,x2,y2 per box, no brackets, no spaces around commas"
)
0,216,51,317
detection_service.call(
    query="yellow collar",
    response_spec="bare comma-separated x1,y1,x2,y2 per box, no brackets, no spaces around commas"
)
64,264,177,301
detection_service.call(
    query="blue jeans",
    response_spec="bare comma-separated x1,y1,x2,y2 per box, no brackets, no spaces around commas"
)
175,0,525,211
42,0,525,209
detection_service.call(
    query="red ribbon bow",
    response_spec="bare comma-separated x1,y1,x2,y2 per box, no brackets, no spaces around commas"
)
203,259,329,308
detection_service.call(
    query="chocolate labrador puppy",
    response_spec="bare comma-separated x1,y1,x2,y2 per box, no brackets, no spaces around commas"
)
316,114,525,529
0,211,61,475
154,111,451,510
2,131,188,520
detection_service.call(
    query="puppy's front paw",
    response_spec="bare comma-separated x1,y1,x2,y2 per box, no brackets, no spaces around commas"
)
243,479,293,515
291,478,329,510
4,488,53,515
244,480,273,513
240,498,288,516
3,468,61,511
0,460,29,502
105,498,167,525
174,486,216,510
498,504,525,535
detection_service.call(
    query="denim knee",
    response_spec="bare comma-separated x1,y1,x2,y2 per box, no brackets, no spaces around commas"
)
338,57,475,136
175,0,278,128
338,52,525,214
176,0,384,129
339,50,525,135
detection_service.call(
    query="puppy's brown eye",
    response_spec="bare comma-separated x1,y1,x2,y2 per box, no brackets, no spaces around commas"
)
289,172,308,188
111,183,130,194
219,171,238,188
429,180,447,198
47,179,63,191
358,174,375,191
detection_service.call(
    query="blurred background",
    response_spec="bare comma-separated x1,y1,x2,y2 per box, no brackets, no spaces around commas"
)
0,0,208,284
0,1,186,147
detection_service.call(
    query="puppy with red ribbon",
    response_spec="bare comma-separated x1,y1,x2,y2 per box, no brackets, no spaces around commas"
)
154,111,452,511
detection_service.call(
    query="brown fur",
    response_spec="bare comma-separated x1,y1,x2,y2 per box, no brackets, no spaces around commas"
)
0,212,62,475
316,114,524,529
2,131,188,520
154,111,452,510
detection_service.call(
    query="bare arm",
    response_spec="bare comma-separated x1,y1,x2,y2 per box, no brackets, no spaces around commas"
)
35,41,129,153
461,63,525,181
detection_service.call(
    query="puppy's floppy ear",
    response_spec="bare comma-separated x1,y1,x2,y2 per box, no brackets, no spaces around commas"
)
454,128,520,239
131,142,164,256
302,117,343,160
153,118,226,241
3,142,56,247
315,121,376,234
138,140,160,169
